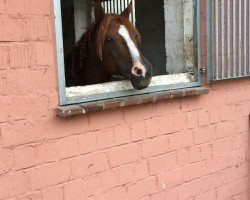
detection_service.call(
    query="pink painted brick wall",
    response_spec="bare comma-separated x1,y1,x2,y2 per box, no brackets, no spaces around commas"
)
0,1,249,200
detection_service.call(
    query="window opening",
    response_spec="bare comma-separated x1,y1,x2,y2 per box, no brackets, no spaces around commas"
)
56,0,200,105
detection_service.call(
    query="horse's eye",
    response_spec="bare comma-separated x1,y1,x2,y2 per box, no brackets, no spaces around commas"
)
135,34,139,38
106,37,113,43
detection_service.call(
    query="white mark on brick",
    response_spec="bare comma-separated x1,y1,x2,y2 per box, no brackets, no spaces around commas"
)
162,181,166,190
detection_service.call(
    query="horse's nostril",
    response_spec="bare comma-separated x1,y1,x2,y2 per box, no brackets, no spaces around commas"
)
136,68,143,76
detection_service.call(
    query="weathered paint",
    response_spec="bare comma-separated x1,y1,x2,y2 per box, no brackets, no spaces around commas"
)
164,0,185,74
0,1,249,200
183,0,195,71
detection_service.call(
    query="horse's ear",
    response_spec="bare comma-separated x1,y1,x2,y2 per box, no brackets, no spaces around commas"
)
120,1,132,19
94,0,105,22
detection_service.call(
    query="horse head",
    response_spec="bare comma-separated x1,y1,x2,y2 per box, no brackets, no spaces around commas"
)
94,0,153,90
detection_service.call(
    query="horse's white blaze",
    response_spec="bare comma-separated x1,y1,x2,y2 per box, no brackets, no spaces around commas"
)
118,25,146,77
118,25,140,61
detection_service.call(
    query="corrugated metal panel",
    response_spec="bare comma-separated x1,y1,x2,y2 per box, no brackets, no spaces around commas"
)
203,0,250,82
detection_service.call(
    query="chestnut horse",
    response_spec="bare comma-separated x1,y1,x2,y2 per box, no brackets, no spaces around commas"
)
65,0,153,90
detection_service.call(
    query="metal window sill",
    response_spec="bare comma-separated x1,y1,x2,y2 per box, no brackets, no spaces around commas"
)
56,87,209,117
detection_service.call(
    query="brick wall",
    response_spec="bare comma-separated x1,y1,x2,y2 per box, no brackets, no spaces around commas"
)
0,0,250,200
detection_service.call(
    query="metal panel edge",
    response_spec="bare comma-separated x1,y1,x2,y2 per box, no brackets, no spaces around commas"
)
207,74,250,82
206,0,213,82
195,0,202,86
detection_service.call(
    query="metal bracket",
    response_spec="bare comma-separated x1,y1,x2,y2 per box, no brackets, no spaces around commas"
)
200,66,207,74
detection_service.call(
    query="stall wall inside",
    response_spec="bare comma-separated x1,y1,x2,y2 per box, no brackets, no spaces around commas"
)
135,0,166,75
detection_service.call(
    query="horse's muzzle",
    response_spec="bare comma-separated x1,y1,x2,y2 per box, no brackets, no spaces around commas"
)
130,76,152,90
130,63,153,90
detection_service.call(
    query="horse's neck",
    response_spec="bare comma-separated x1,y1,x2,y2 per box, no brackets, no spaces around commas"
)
84,54,110,83
66,26,111,86
75,42,110,85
